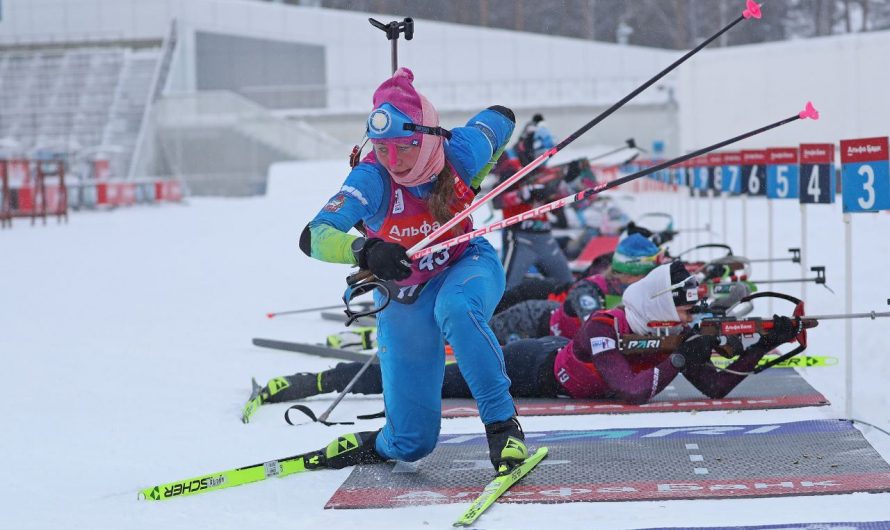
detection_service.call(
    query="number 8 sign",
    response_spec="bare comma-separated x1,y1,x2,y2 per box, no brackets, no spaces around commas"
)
841,137,890,213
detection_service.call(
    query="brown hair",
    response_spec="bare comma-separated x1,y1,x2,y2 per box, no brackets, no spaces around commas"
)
428,164,457,230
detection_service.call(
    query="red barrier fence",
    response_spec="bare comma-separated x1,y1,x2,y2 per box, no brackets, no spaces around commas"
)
1,157,185,229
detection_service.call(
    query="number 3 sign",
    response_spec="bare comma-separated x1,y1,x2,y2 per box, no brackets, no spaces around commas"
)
841,137,890,213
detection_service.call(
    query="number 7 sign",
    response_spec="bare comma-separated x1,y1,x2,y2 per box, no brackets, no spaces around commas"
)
841,137,890,213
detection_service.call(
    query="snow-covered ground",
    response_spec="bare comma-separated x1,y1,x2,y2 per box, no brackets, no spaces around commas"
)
3,159,890,530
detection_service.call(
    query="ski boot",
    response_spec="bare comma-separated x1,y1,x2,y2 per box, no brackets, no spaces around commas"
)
326,326,377,350
303,430,385,470
485,417,529,475
242,374,320,423
261,374,320,403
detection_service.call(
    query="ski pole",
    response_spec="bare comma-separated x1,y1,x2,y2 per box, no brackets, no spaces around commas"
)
415,102,817,259
404,1,764,258
316,352,378,424
266,299,374,319
266,304,348,319
587,138,639,163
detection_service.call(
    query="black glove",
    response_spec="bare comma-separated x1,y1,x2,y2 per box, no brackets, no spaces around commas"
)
760,315,800,348
515,184,549,203
624,221,654,240
670,335,718,371
563,160,584,183
701,263,726,281
564,281,604,320
354,238,412,281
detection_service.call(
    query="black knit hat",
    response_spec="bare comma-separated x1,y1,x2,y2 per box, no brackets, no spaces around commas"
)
669,261,699,306
532,113,544,123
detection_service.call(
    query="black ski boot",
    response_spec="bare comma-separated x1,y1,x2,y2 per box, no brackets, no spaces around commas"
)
485,417,529,474
303,430,385,470
261,373,320,403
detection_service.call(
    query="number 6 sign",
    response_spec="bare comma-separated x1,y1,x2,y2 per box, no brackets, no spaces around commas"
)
841,137,890,213
742,150,767,197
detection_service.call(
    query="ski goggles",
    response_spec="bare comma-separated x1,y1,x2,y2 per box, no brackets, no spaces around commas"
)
366,103,451,143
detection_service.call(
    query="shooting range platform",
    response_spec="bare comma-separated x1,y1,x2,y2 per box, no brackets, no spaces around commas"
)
639,522,890,530
442,367,828,418
326,420,890,509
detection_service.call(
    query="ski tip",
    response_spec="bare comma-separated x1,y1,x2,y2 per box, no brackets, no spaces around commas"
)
742,0,762,20
266,313,275,319
798,101,820,120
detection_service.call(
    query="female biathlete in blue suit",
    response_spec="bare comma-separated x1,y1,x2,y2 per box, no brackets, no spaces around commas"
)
297,68,527,474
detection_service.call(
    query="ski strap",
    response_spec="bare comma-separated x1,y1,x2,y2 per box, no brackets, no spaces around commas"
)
284,405,385,426
285,404,353,426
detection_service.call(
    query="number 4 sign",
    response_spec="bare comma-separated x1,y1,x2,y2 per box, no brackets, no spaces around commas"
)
799,143,835,204
841,137,890,213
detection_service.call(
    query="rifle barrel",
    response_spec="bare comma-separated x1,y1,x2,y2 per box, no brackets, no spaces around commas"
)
805,311,890,321
749,277,817,284
747,258,796,263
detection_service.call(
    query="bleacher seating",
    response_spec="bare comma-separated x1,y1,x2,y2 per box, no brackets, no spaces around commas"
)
0,47,160,177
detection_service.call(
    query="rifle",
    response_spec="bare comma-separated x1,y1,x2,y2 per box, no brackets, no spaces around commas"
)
750,266,833,293
617,293,890,374
748,247,801,264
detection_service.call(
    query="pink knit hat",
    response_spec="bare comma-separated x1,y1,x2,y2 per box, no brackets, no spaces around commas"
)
369,67,445,186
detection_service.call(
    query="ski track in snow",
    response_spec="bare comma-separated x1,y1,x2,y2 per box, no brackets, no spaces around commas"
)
2,158,890,529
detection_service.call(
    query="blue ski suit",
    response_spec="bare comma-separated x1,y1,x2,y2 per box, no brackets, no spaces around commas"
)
303,107,516,462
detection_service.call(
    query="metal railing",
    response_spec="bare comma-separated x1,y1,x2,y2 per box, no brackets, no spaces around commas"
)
128,19,178,178
237,75,670,113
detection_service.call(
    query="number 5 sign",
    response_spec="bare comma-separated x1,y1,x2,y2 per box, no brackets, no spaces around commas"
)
841,137,890,213
799,143,835,204
766,148,800,199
